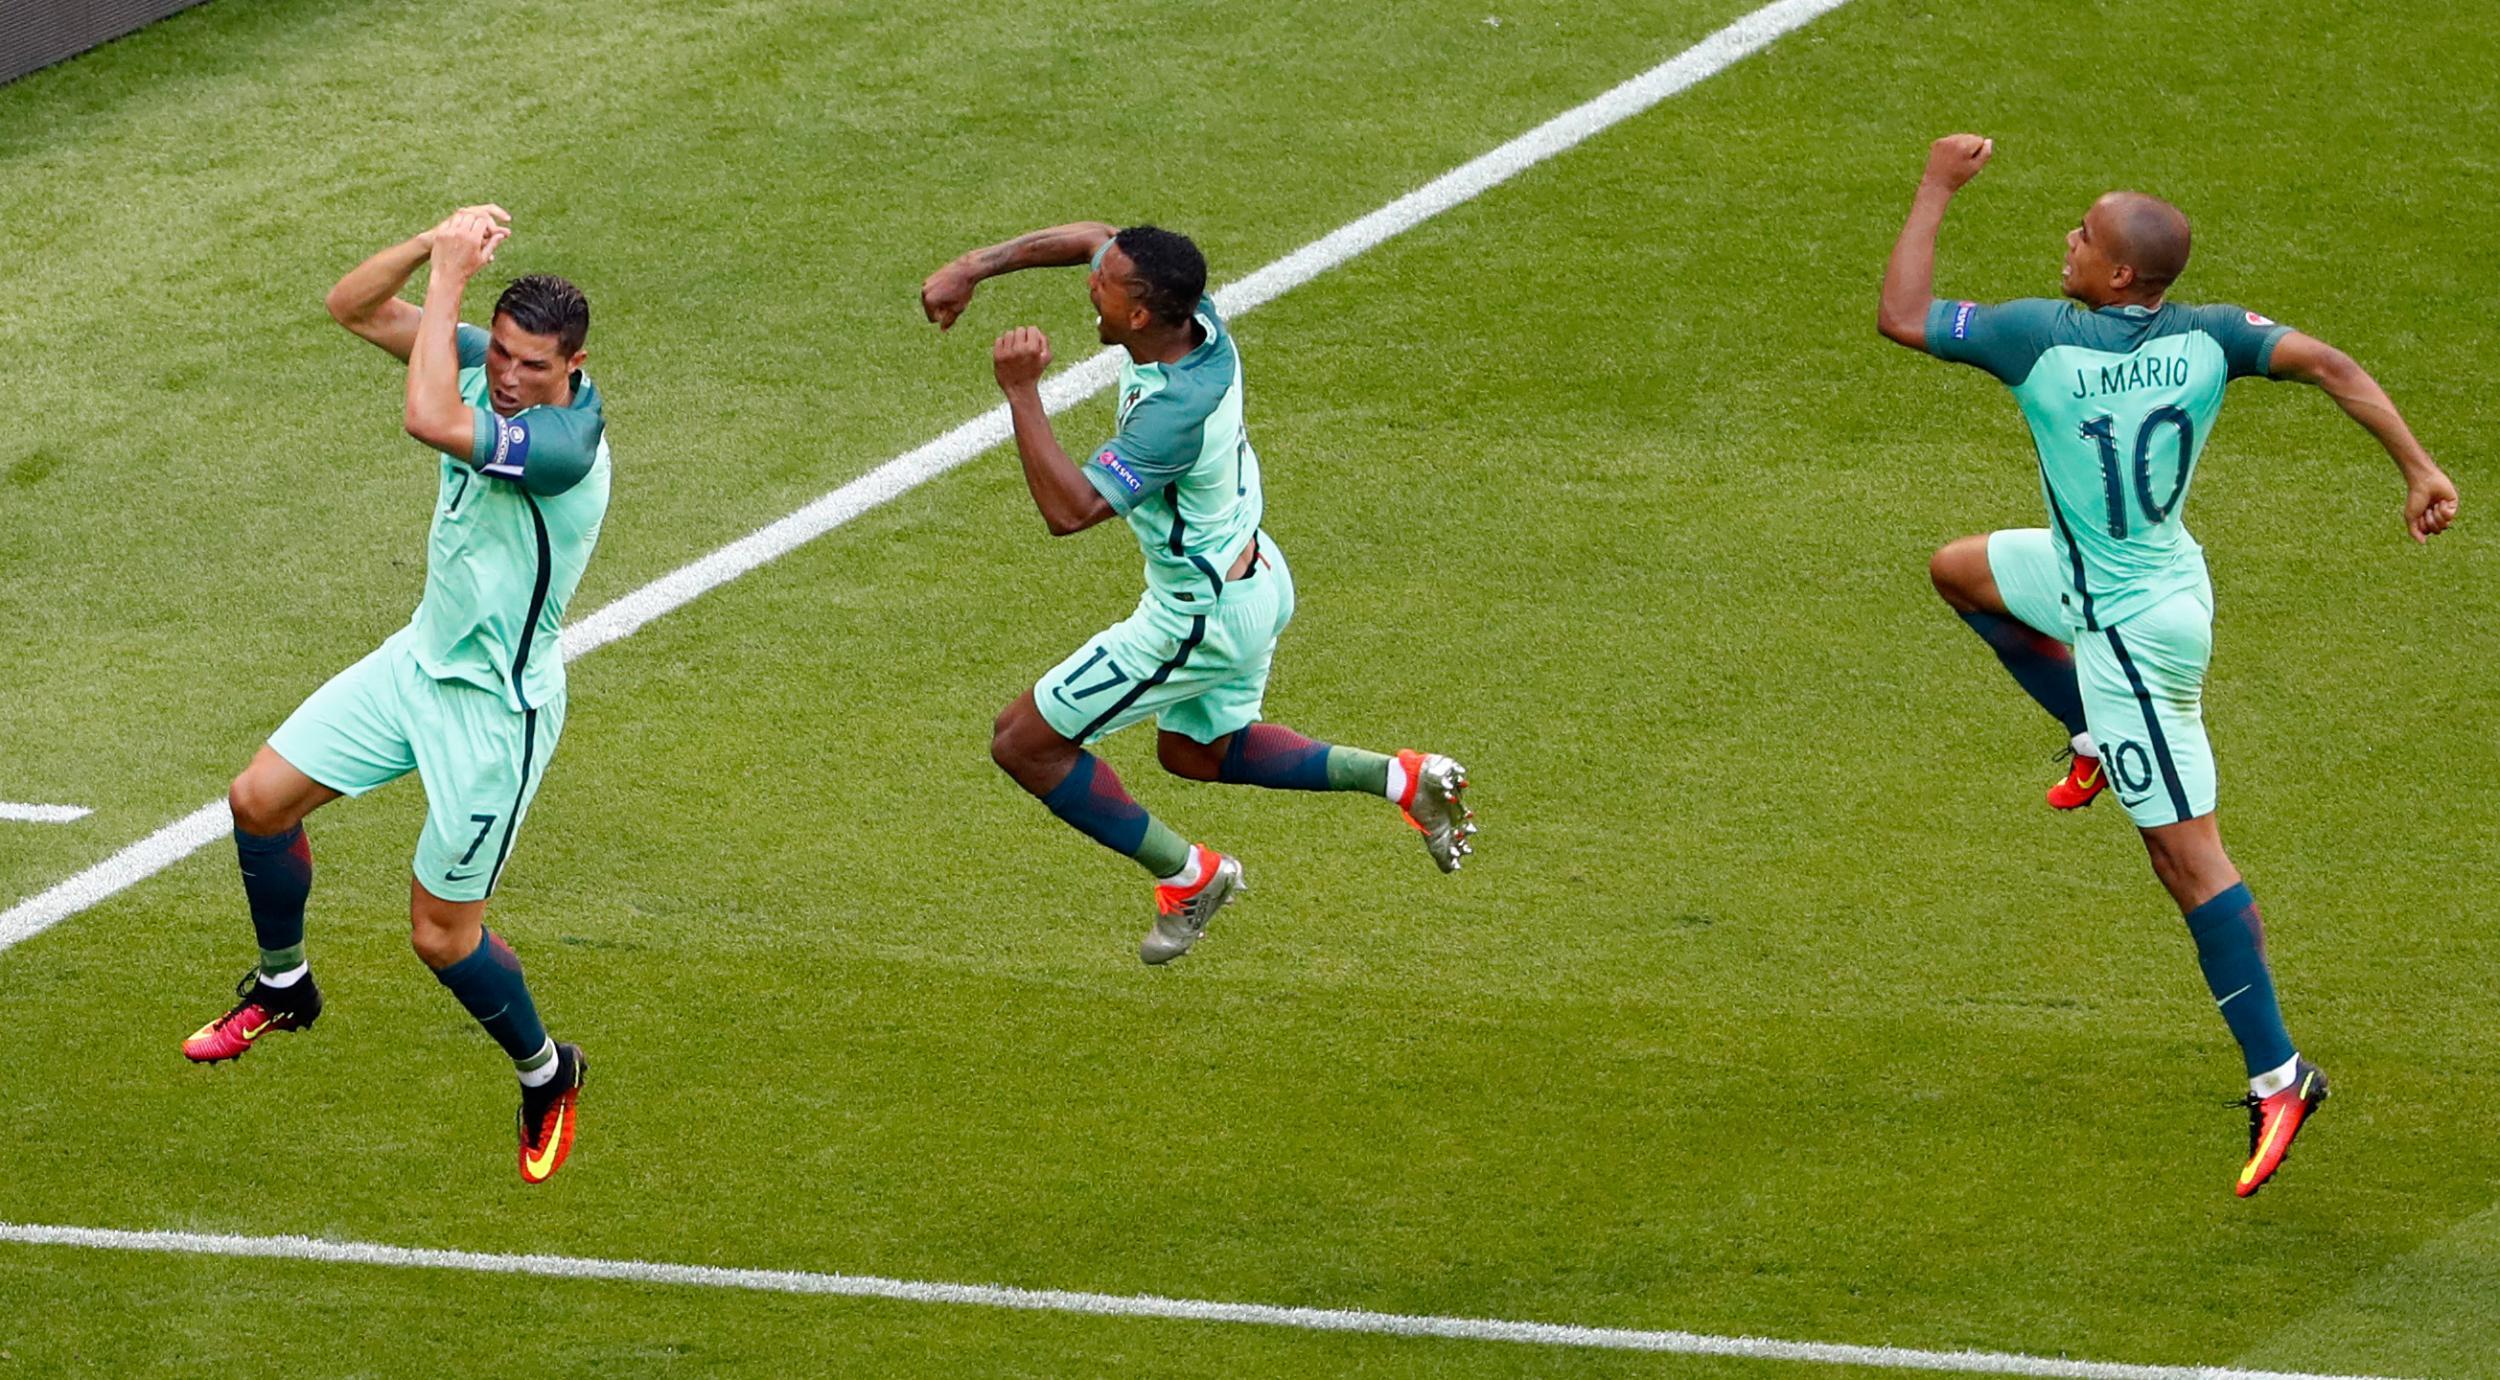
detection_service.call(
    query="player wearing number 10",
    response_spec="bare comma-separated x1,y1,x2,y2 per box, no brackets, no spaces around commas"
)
921,223,1475,964
1880,135,2458,1197
180,207,609,1184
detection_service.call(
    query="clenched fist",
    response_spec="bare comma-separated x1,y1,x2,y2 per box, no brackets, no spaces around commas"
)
993,326,1051,391
1923,134,1994,193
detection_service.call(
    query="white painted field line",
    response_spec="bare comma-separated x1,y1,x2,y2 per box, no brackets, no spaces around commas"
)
0,802,92,823
0,1222,2404,1380
0,0,1856,951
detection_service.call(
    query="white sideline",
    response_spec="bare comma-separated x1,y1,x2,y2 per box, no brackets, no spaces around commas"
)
0,0,1856,952
0,1222,2405,1380
0,802,92,823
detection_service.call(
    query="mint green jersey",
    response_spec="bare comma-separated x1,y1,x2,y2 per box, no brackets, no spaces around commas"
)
1079,294,1264,611
1924,298,2288,630
404,323,611,712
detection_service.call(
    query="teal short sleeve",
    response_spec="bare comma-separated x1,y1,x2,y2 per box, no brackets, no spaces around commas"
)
2192,305,2292,379
1924,297,2064,385
473,405,601,496
456,322,492,370
1086,391,1206,515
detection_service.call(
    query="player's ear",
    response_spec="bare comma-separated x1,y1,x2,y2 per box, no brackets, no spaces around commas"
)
566,349,587,373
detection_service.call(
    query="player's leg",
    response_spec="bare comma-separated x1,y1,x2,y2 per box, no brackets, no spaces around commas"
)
227,747,337,981
409,682,583,1182
1012,596,1278,962
998,688,1238,965
1933,530,2101,807
186,643,414,1064
1154,542,1473,871
996,690,1191,879
2077,594,2323,1196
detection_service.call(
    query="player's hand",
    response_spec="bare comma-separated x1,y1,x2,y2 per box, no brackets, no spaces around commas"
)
923,263,978,331
992,326,1051,390
2405,467,2459,543
420,204,511,252
1923,134,1994,193
429,210,509,281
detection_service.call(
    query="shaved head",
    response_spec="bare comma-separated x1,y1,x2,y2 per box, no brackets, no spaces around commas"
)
2094,192,2193,292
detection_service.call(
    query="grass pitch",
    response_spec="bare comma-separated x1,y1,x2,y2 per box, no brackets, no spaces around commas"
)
2,0,2495,1375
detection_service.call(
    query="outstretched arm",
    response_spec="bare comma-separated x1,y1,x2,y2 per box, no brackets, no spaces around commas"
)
2268,332,2458,543
326,204,509,362
403,209,510,458
991,327,1115,536
922,221,1118,331
1878,135,1995,350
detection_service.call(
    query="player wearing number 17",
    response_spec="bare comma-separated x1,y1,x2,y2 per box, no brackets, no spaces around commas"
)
180,207,608,1184
922,223,1474,964
1880,135,2458,1197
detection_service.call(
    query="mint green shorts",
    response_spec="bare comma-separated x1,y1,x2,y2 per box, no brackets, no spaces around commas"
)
1036,537,1295,745
1988,528,2216,828
268,629,565,902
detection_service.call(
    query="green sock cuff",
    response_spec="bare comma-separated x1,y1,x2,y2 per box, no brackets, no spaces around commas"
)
1137,819,1191,879
259,945,305,975
1324,746,1392,795
515,1040,557,1074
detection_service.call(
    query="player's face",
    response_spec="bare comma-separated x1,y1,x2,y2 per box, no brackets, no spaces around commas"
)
486,316,586,415
1089,245,1146,345
2061,201,2124,306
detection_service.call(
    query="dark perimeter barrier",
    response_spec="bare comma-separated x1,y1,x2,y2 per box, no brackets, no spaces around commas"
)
1,0,214,86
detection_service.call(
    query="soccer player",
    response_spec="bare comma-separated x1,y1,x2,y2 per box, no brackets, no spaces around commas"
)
1880,136,2458,1196
182,206,611,1185
920,222,1474,963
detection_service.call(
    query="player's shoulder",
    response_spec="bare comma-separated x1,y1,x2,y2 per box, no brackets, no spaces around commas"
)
2172,301,2285,334
1934,295,2070,340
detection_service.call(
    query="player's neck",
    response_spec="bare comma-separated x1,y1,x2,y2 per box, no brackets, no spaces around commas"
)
1124,321,1203,367
2089,288,2167,312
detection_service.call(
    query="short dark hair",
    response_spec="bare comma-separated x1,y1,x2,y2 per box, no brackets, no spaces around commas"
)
494,274,590,355
1112,225,1206,327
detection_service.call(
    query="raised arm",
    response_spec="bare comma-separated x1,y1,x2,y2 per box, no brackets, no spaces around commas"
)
921,221,1118,331
990,327,1115,536
2268,331,2458,543
325,204,509,361
403,209,509,459
1878,135,1995,349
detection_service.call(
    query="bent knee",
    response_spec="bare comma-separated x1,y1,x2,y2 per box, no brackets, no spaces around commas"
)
408,920,469,969
1929,536,1992,612
1157,735,1222,781
228,771,285,835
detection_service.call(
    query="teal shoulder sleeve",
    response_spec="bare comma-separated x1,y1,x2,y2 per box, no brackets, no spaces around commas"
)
1923,298,2064,385
1085,387,1208,515
456,322,492,370
476,404,601,496
2192,304,2292,379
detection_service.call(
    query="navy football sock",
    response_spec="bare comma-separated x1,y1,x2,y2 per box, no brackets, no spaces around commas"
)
1038,752,1191,877
2183,883,2297,1078
432,929,554,1071
235,825,313,976
1217,724,1391,794
1958,611,2088,738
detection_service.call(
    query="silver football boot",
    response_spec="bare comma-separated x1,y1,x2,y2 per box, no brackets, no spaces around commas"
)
1399,752,1476,873
1141,852,1246,965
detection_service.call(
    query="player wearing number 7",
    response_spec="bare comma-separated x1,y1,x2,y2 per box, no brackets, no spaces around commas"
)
922,223,1473,964
1880,135,2458,1197
180,207,610,1184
